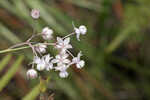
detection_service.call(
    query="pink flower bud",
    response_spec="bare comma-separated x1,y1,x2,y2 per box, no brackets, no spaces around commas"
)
31,9,40,19
27,69,37,79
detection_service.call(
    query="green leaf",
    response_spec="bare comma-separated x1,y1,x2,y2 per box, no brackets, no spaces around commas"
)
23,77,50,100
0,54,12,72
0,23,21,44
0,55,24,91
22,83,41,100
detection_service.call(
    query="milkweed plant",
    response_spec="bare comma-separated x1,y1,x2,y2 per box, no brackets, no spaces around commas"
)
8,9,87,79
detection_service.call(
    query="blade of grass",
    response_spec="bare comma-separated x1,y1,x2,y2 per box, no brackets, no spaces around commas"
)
105,25,137,53
22,82,41,100
68,0,101,12
23,77,50,100
0,55,24,91
0,54,12,72
0,23,21,44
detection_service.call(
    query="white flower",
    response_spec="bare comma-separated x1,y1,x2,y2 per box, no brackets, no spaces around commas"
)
33,54,53,71
52,53,70,66
55,64,69,78
36,58,46,71
33,56,41,64
31,9,40,19
35,43,47,53
56,37,72,53
74,25,87,41
72,51,85,69
43,54,53,71
26,69,37,79
55,64,68,71
59,71,68,78
42,27,53,40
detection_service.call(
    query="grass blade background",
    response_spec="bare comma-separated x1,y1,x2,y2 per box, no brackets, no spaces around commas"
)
0,54,12,72
0,55,24,91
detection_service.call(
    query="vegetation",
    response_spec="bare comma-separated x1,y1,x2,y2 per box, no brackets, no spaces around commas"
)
0,0,150,99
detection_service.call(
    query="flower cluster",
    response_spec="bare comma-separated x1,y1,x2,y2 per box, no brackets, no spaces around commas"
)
25,9,87,79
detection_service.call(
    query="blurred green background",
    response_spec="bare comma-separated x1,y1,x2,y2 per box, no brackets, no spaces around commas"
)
0,0,150,100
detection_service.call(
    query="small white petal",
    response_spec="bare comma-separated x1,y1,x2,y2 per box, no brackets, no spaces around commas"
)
74,28,80,34
56,55,61,59
46,63,53,71
64,37,70,45
76,33,80,41
72,57,78,63
61,53,69,59
66,44,72,49
43,54,51,63
51,59,59,63
56,45,62,49
60,49,67,54
55,64,67,71
57,37,63,43
33,56,41,64
37,60,45,71
47,29,53,34
63,59,70,64
77,51,82,60
42,27,49,32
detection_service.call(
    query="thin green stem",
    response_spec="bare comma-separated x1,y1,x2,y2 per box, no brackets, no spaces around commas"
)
0,31,75,54
0,42,55,54
0,46,30,54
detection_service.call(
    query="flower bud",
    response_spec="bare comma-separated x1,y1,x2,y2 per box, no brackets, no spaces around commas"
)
59,71,68,78
27,69,37,79
31,9,40,19
35,43,47,53
42,27,53,40
79,25,87,35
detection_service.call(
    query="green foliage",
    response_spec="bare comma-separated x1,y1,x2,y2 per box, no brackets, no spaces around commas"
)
0,55,24,91
0,54,12,72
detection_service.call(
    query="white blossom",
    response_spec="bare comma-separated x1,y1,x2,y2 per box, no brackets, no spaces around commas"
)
36,58,46,71
31,9,40,19
74,25,87,41
56,37,72,53
43,54,53,71
55,64,69,78
55,64,68,71
52,53,70,66
33,54,53,71
35,43,47,53
27,69,37,79
72,51,85,69
33,56,41,64
42,27,53,40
